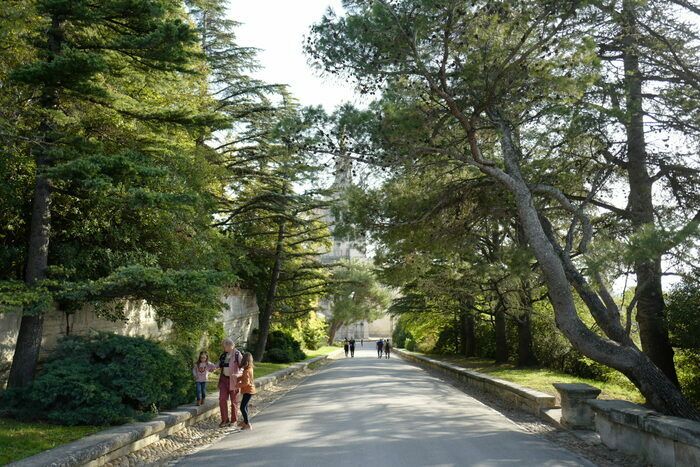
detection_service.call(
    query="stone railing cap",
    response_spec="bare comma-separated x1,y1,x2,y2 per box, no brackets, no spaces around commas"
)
552,383,602,394
587,399,700,446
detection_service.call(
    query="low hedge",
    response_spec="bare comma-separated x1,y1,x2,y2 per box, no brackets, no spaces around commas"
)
0,333,192,426
263,330,306,363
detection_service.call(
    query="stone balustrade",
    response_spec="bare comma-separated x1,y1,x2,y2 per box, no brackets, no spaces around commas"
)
553,383,601,429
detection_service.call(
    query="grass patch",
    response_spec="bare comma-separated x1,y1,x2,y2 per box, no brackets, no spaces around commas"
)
255,346,338,377
254,362,291,378
0,417,102,465
424,354,644,403
303,346,340,359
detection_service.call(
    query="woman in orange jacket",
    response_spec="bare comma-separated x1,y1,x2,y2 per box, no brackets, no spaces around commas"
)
237,352,257,430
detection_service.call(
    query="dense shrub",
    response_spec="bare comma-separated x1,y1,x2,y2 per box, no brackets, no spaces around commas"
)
0,333,192,426
473,317,496,359
667,279,700,349
405,337,416,351
391,319,413,349
263,330,306,363
677,349,700,409
667,279,700,409
298,312,327,350
531,307,611,380
433,326,459,354
392,318,412,348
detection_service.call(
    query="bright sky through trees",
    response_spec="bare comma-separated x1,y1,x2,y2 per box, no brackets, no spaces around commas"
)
228,0,365,110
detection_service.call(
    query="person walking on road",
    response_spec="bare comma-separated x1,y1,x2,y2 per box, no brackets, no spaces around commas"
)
360,338,363,348
343,338,349,358
376,338,384,358
237,352,256,430
384,339,392,359
349,338,356,358
218,338,243,428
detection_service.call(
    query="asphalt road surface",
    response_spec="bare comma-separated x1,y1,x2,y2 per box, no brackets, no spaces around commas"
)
176,348,594,467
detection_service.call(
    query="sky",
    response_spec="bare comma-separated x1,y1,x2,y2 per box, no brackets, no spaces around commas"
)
224,1,694,290
227,0,365,111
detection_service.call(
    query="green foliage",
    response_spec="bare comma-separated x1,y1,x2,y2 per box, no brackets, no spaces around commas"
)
327,260,392,341
666,278,700,408
667,279,700,350
0,0,233,332
304,0,700,414
276,312,328,350
262,330,306,363
297,312,328,350
676,350,700,409
0,334,192,426
391,317,412,348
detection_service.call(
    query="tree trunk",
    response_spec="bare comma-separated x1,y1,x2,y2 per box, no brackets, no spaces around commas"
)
516,314,537,367
460,306,476,357
7,16,62,389
494,301,508,363
411,27,697,415
252,221,285,362
514,221,538,367
621,0,679,387
327,319,341,345
486,120,699,419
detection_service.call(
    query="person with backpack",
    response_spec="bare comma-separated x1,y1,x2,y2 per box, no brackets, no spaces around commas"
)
218,338,243,428
376,338,384,358
349,338,356,358
384,339,392,359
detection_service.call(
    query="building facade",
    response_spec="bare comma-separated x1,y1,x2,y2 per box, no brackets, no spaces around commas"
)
316,152,393,340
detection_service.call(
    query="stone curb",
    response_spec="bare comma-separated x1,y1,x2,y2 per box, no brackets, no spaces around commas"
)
9,350,342,467
394,348,556,416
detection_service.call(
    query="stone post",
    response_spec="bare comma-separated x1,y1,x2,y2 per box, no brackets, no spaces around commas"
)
553,383,602,429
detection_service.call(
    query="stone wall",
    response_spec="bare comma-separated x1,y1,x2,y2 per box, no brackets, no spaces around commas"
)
220,288,259,347
1,289,259,386
395,349,556,415
1,300,170,386
587,399,700,466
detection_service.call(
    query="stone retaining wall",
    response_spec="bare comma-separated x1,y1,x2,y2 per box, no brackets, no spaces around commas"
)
9,352,339,467
1,288,259,386
587,399,700,467
394,349,556,416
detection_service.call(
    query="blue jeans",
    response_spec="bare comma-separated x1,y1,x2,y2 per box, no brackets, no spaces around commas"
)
196,381,207,400
240,393,253,424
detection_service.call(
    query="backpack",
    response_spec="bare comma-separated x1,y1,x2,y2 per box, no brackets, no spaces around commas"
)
219,349,242,369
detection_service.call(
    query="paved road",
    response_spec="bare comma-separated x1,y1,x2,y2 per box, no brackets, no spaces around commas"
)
177,348,594,467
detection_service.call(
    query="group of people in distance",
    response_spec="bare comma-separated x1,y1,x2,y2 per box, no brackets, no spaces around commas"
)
376,338,392,358
342,337,392,359
191,338,256,430
343,337,359,357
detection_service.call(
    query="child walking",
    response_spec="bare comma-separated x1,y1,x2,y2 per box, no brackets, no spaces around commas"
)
237,352,257,430
192,351,218,406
